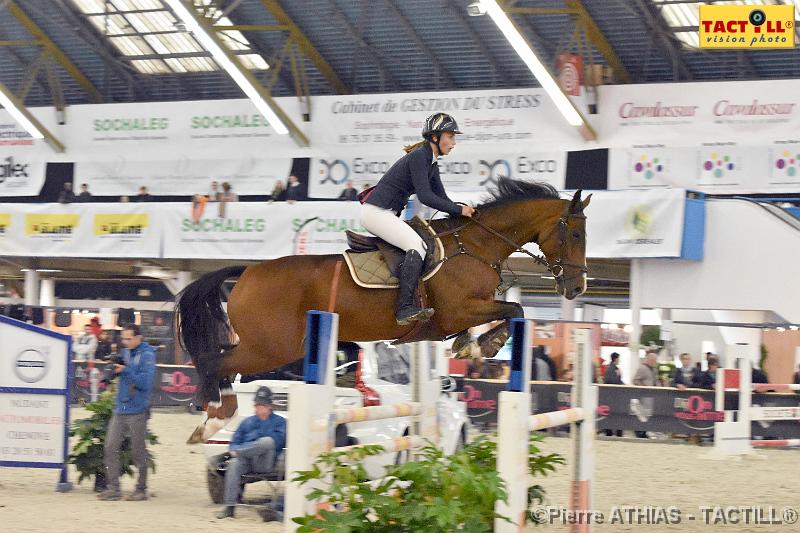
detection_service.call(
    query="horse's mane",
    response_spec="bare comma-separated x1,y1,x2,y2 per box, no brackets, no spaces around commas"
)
478,178,561,209
430,178,561,232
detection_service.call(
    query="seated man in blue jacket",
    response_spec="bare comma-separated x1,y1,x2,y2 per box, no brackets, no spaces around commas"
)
98,324,156,501
217,386,287,519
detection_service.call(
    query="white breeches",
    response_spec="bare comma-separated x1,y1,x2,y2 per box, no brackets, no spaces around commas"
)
360,203,426,258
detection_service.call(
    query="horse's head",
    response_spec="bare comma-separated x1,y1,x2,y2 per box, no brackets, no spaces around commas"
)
539,190,591,300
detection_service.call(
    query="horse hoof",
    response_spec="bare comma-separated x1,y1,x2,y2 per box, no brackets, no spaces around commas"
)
186,424,206,445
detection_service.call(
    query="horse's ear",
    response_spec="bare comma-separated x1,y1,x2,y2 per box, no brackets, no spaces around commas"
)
581,193,592,211
569,189,583,213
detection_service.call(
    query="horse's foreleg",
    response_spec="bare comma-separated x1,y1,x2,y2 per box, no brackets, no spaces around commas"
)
464,300,524,358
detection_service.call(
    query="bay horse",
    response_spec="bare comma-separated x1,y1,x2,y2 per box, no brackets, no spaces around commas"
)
176,179,590,431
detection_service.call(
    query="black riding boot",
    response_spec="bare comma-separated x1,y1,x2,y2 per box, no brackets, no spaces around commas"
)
395,250,434,326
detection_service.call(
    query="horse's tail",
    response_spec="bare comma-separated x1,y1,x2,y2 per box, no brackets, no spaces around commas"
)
175,265,247,406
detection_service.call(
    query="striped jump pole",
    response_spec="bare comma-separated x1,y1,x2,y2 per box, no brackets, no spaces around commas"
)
495,319,596,533
284,311,441,531
752,439,800,448
753,383,800,393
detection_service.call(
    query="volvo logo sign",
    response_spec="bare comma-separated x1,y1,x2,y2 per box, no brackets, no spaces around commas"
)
14,348,48,383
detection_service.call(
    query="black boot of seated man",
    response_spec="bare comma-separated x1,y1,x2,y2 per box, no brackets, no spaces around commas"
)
395,250,434,326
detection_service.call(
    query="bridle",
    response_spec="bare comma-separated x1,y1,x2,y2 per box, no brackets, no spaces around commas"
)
431,203,588,290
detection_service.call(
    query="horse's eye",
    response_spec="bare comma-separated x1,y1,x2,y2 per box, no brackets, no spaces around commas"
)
572,231,581,240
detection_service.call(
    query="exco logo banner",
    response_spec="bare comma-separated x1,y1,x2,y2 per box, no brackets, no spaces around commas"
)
25,214,80,236
317,158,390,185
699,5,794,49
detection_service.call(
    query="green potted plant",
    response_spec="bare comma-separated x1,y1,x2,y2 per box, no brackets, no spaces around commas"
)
69,383,158,491
291,434,564,532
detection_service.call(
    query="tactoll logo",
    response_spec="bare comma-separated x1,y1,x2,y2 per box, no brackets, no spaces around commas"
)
0,156,29,183
699,5,794,49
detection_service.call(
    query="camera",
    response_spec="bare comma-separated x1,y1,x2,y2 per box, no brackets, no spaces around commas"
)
101,354,125,384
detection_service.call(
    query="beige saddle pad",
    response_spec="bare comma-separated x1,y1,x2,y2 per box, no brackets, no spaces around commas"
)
343,220,445,289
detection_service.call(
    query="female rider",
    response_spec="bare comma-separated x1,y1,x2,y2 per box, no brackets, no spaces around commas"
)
359,112,475,326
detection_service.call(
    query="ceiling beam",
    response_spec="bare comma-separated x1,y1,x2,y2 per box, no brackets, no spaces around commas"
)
380,0,455,88
6,1,103,102
170,0,308,146
564,0,631,83
628,0,693,80
54,0,151,101
445,0,504,83
325,0,401,91
259,0,349,94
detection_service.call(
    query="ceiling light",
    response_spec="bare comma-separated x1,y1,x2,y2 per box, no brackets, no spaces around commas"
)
0,83,44,139
163,0,288,135
480,0,585,127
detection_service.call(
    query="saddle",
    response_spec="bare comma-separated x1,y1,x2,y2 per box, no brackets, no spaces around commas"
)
343,216,445,289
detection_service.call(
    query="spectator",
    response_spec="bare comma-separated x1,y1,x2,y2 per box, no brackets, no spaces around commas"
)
633,351,659,387
98,324,156,502
531,346,557,381
58,182,76,204
269,180,286,202
467,356,490,379
191,194,208,223
793,364,800,386
338,180,359,201
603,352,624,385
751,364,769,384
695,354,720,390
633,351,659,438
602,352,624,438
285,175,303,203
216,386,286,519
120,195,130,203
671,353,700,389
209,180,220,202
218,182,238,218
73,324,98,361
76,183,93,202
95,330,114,361
136,186,152,202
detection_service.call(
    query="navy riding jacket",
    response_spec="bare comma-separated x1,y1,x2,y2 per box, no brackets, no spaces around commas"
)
364,143,461,217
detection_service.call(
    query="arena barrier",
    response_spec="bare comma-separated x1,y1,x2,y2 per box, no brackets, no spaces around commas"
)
283,311,440,531
495,319,597,533
712,345,800,457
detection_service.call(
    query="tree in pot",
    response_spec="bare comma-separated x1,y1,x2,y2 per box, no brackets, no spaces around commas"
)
69,383,158,491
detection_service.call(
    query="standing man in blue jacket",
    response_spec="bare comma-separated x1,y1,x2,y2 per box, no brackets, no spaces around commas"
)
217,386,287,519
98,324,156,501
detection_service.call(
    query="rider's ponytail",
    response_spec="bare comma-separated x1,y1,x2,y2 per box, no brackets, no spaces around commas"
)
403,140,427,153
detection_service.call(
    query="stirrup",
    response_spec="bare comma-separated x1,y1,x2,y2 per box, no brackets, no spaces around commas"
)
395,307,434,326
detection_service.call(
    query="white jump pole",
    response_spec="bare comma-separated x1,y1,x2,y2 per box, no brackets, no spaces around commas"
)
495,320,595,533
284,311,339,530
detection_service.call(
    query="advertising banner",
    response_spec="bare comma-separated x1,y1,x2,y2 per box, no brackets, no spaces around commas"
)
0,203,161,258
585,189,686,258
308,149,566,198
65,98,306,195
0,108,57,197
598,79,800,146
0,317,71,467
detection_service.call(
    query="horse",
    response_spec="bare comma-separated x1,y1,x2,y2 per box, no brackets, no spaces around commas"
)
176,178,590,436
